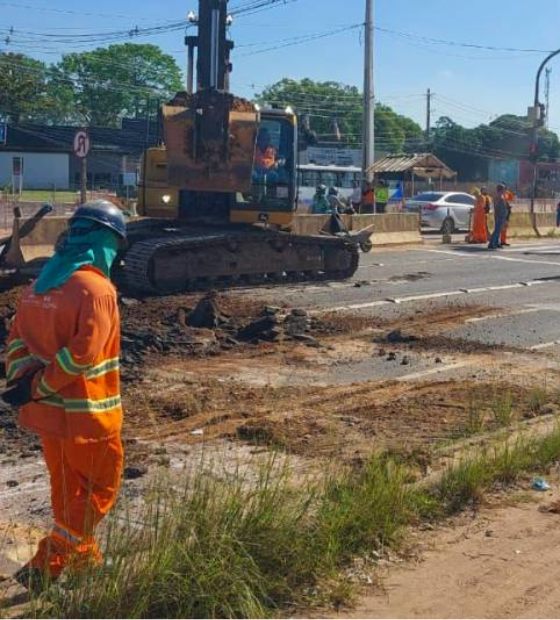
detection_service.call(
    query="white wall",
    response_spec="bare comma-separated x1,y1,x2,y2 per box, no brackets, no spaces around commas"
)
0,152,70,190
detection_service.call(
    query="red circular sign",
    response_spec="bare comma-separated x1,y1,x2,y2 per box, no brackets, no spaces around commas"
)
73,130,91,159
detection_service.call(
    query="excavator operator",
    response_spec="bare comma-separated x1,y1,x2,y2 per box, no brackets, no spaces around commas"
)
253,128,279,182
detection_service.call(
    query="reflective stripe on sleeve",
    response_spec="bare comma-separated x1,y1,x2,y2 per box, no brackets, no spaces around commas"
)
7,339,27,356
56,347,93,376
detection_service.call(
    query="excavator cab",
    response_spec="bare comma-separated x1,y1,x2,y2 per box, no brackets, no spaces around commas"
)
138,107,298,229
232,109,297,227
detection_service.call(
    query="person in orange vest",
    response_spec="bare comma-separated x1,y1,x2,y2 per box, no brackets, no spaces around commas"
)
253,128,279,182
468,187,488,244
500,188,514,247
4,200,126,591
362,181,375,214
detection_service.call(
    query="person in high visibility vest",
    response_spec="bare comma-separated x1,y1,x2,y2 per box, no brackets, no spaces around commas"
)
4,200,126,591
375,180,390,214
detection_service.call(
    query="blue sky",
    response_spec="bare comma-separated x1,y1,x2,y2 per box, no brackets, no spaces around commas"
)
2,0,560,134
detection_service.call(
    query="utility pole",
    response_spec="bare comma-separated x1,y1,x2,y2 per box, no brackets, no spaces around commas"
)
362,0,375,184
529,48,560,216
425,88,432,145
545,67,552,129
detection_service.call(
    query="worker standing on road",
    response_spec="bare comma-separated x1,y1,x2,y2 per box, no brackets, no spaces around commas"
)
350,181,362,211
500,188,514,247
468,188,488,244
488,184,508,250
375,180,390,214
4,200,126,591
362,182,375,214
481,186,492,238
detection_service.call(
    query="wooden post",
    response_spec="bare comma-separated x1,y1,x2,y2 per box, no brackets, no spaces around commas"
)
80,157,87,205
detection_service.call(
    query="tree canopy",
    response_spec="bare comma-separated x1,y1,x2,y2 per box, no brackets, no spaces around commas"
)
0,53,57,123
431,113,560,179
255,78,424,153
53,44,183,127
0,44,183,127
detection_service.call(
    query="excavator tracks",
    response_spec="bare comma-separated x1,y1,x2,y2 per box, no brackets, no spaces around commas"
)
120,225,359,296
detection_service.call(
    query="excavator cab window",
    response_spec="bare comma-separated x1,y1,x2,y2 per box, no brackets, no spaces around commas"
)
237,116,296,213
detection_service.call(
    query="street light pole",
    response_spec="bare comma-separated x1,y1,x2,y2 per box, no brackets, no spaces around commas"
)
530,48,560,215
362,0,375,184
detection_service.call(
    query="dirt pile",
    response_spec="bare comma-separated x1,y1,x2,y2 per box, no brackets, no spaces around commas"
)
119,292,338,375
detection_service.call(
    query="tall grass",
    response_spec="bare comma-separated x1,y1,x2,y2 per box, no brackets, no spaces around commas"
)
29,425,560,619
36,457,423,619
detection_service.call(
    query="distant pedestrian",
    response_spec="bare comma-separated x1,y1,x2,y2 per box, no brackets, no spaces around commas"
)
311,184,330,214
556,200,560,227
500,188,514,247
468,188,488,244
327,187,346,214
350,181,362,211
488,184,508,250
362,182,375,214
375,180,389,214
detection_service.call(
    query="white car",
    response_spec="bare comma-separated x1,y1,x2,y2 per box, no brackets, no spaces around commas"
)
403,191,476,234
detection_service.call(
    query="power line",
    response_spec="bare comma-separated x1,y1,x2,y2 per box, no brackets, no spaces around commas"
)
237,23,362,57
375,25,553,55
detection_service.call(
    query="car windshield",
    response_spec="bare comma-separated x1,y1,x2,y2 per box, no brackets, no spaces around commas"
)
411,192,445,202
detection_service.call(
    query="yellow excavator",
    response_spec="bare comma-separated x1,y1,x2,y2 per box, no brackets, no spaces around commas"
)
120,0,362,294
1,0,364,295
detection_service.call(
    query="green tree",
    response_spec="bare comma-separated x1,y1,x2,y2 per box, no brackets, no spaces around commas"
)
0,53,51,122
53,43,183,127
255,78,423,152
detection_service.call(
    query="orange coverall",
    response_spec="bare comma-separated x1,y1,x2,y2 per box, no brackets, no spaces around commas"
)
469,194,488,243
6,265,123,577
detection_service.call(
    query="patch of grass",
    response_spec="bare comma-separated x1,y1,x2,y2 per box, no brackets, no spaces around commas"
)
465,396,485,435
12,190,78,203
527,386,548,416
491,391,515,427
31,425,560,619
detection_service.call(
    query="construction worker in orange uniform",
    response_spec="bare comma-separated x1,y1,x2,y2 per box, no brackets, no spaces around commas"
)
3,200,126,591
468,188,488,243
362,181,375,214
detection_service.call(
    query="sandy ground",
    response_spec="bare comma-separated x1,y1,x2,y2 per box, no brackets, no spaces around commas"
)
344,482,560,619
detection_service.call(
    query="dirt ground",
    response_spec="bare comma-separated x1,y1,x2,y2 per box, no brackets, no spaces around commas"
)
342,480,560,619
2,283,560,617
0,286,559,470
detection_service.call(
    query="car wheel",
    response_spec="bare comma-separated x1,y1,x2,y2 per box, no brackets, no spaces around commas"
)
440,217,455,235
360,241,373,253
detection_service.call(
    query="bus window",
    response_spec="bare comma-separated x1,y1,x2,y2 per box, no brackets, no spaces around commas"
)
300,170,318,187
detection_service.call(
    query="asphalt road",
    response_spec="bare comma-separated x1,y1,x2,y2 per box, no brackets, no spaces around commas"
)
243,239,560,351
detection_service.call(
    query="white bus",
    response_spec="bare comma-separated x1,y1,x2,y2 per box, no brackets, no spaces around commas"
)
297,164,361,212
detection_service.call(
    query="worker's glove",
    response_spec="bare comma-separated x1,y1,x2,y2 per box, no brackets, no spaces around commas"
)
2,368,42,408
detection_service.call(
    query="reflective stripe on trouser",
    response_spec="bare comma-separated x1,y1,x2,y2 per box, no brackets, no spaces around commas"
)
29,434,123,577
